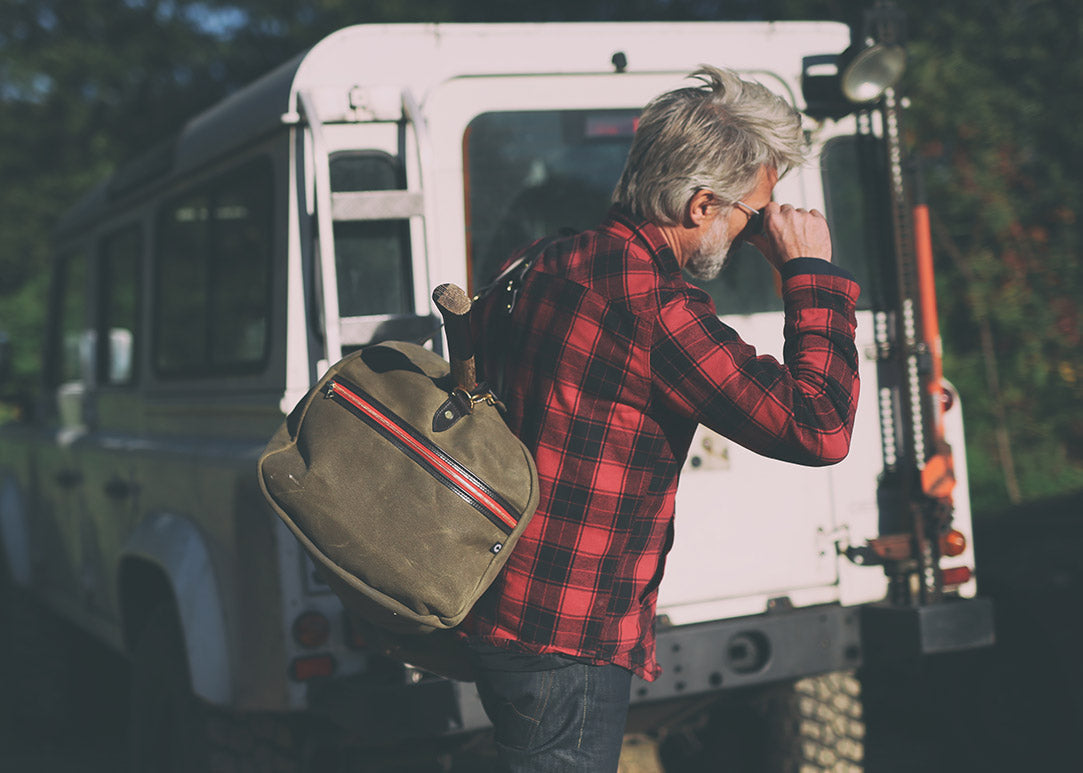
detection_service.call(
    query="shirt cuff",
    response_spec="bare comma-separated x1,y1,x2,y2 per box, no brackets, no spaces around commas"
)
780,257,858,285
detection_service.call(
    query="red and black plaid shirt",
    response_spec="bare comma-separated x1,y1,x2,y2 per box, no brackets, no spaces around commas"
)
460,208,861,680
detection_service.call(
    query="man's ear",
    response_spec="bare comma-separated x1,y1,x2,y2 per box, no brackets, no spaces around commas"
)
684,188,717,228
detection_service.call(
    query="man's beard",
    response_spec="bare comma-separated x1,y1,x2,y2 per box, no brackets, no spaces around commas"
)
684,216,734,281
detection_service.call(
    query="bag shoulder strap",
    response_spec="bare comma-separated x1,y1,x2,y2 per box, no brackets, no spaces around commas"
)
474,234,564,399
472,234,560,308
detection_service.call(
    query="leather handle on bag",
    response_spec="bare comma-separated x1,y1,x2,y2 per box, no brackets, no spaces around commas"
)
432,283,477,391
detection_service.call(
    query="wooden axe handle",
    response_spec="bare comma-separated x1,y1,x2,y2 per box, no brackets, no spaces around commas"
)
432,283,476,391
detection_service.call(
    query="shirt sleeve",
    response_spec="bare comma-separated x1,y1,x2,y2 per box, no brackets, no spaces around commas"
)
650,259,861,466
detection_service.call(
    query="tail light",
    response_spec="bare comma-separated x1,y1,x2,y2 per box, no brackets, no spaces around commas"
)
939,529,967,558
941,566,972,587
290,654,336,681
292,611,331,649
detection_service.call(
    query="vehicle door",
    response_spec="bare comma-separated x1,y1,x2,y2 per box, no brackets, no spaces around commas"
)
422,71,858,624
33,245,94,603
79,223,143,619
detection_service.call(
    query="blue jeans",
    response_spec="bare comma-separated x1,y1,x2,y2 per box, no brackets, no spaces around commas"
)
471,647,632,772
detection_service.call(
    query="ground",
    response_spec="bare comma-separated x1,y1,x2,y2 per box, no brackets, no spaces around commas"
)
2,491,1081,772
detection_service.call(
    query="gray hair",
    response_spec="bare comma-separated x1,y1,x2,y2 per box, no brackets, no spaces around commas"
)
612,66,805,225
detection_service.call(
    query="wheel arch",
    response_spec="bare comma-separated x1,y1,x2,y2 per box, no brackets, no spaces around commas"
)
119,511,234,706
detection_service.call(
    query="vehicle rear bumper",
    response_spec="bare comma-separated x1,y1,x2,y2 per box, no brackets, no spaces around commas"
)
860,596,995,663
305,596,995,742
636,602,864,704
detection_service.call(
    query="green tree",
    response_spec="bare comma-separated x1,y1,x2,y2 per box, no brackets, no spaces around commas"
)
2,0,1080,510
780,0,1083,509
0,0,747,400
0,0,263,400
900,0,1083,508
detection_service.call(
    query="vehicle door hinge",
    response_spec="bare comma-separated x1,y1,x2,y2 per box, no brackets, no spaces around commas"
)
816,524,851,557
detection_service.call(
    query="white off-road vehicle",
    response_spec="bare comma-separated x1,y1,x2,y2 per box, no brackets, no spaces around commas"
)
0,8,992,771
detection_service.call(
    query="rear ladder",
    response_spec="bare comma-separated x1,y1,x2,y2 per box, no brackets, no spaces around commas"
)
298,88,438,370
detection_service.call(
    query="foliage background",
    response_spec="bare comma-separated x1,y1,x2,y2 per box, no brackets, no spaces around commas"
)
1,0,1080,512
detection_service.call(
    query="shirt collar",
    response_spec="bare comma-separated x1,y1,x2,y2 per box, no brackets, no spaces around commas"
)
601,206,683,277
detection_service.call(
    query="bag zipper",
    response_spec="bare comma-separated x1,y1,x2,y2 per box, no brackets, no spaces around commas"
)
324,378,521,534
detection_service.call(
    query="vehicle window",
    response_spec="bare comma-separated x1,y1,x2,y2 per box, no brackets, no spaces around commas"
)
464,110,638,291
211,175,272,364
694,244,786,316
153,159,273,377
55,250,91,385
99,225,141,385
821,135,880,310
463,109,782,315
330,153,413,317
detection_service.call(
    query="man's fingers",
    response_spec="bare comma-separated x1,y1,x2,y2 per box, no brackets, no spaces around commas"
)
759,203,833,265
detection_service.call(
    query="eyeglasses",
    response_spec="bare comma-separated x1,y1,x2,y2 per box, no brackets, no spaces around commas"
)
734,200,765,242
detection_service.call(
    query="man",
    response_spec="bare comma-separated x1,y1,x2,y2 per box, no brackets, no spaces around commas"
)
460,65,861,771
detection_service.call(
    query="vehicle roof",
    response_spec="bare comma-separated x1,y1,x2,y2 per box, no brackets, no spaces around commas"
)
55,21,849,238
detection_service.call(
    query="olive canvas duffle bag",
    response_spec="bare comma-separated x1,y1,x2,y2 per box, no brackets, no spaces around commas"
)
256,283,539,641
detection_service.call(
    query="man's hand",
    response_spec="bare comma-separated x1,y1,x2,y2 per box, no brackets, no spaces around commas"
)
749,202,832,271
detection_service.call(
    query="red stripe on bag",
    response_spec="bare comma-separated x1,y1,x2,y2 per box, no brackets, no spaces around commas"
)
332,382,519,531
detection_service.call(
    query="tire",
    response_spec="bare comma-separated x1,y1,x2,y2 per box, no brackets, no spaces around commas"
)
760,671,865,773
658,671,865,772
129,603,213,773
129,602,329,773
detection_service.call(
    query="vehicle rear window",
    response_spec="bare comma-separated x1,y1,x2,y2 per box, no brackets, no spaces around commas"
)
464,110,638,293
463,109,818,316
